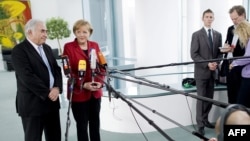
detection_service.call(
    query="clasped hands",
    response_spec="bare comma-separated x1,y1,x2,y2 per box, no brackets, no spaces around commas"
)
208,62,218,71
83,82,102,91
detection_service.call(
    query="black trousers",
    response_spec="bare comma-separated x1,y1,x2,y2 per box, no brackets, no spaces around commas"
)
237,77,250,108
21,110,61,141
72,96,101,141
226,66,244,104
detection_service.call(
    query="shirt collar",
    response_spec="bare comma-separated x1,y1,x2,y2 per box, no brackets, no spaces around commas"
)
204,27,212,32
26,38,43,53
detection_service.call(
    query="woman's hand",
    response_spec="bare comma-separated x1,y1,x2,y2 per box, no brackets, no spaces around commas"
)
229,64,234,70
220,43,234,53
83,82,103,91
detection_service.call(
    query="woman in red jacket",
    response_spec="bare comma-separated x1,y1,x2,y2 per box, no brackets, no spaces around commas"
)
63,19,105,141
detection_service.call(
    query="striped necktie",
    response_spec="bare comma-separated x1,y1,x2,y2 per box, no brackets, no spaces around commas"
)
38,46,54,88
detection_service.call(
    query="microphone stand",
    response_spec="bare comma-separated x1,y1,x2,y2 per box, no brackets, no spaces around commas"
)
61,55,74,141
107,73,229,108
102,70,229,139
103,74,226,140
105,65,112,102
98,71,214,140
65,77,75,141
116,55,250,72
125,91,210,141
94,75,175,141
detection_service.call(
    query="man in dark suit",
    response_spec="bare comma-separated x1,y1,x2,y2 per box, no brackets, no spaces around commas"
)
221,5,246,104
191,9,223,135
11,19,62,141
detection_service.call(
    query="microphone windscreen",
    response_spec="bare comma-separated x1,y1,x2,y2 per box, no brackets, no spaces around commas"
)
90,49,96,69
98,51,107,66
78,60,86,71
61,55,71,77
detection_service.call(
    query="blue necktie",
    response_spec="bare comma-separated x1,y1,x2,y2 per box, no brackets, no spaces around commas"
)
38,46,54,88
208,29,213,54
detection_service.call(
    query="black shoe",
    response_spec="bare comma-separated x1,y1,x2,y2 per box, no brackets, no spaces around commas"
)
198,127,205,135
204,121,215,129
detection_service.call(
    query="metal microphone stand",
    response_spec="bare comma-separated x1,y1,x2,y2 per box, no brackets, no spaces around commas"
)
116,55,250,72
98,71,223,140
123,94,210,141
94,75,175,141
105,65,112,102
65,77,75,141
109,69,229,109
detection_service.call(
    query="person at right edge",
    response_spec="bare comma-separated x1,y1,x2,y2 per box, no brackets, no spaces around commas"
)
190,9,223,135
221,5,246,104
63,19,105,141
230,21,250,108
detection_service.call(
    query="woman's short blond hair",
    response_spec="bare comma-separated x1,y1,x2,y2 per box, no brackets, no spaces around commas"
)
73,19,93,35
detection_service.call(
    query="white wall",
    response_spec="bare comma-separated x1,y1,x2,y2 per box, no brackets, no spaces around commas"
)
30,0,83,49
0,0,244,70
135,0,182,76
134,0,243,76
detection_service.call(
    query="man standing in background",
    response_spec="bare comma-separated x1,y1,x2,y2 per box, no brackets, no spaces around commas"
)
191,9,223,135
221,5,246,104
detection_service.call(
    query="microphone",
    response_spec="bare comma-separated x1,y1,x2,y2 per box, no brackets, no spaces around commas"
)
97,51,112,102
90,49,97,82
90,49,97,70
61,55,71,78
78,60,86,80
97,51,107,67
78,60,86,91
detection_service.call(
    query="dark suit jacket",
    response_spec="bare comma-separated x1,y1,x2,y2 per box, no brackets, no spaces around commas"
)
225,25,245,57
11,39,62,117
191,27,223,79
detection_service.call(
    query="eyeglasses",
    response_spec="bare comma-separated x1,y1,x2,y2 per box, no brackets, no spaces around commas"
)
231,16,239,21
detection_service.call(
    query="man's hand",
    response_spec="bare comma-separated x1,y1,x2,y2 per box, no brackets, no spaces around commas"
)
208,62,218,71
49,87,60,101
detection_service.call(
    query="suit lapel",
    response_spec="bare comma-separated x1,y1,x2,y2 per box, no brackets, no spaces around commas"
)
42,45,52,64
23,40,44,63
211,30,215,55
72,40,89,59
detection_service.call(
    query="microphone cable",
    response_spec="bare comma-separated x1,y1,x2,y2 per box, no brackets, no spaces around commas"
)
129,106,149,141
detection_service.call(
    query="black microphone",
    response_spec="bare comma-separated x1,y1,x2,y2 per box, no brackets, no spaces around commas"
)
61,55,71,78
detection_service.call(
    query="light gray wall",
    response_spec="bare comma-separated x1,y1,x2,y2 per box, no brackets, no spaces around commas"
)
30,0,83,49
134,0,243,76
0,0,245,72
